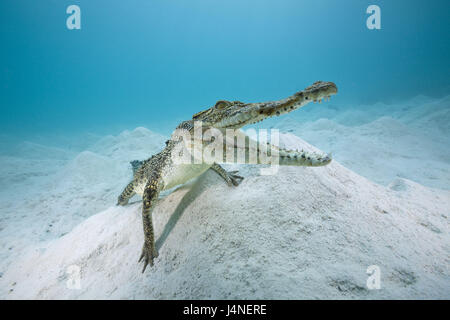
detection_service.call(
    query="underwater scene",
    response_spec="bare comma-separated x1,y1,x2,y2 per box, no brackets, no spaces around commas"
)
0,0,449,299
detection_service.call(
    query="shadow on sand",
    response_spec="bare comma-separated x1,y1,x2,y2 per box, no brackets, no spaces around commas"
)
155,171,219,251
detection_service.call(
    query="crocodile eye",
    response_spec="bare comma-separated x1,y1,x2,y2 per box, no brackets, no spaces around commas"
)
215,100,230,109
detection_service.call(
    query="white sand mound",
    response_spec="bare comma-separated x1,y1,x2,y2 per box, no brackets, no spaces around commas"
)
271,95,450,189
0,127,166,275
88,127,167,161
1,135,448,299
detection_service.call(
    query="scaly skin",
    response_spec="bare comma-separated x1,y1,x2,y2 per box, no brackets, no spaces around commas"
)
118,81,338,272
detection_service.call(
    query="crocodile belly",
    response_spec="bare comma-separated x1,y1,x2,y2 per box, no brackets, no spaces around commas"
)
162,163,211,190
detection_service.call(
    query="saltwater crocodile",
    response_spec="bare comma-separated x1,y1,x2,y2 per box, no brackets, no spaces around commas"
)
118,81,338,272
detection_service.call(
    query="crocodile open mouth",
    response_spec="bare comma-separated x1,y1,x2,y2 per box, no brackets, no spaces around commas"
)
214,81,338,128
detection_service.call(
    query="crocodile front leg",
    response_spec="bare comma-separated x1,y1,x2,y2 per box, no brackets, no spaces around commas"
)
117,181,136,205
139,175,163,272
210,163,244,186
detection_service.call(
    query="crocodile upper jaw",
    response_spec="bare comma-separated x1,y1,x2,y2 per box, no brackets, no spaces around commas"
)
203,81,337,129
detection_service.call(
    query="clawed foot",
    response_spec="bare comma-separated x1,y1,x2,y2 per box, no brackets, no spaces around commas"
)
117,199,128,206
117,194,130,206
139,242,158,272
227,170,244,186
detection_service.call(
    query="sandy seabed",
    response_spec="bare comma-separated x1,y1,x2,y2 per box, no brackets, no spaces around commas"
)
0,95,449,299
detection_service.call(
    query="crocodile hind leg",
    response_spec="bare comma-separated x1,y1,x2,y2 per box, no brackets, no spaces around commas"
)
139,175,163,272
210,163,244,186
117,181,136,205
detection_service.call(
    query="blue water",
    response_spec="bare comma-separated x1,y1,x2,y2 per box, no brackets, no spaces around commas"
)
1,0,449,137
